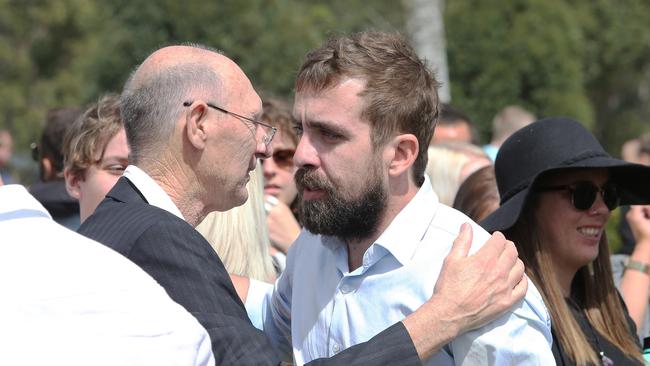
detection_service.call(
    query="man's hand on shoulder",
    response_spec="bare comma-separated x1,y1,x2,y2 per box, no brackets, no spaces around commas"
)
402,223,527,361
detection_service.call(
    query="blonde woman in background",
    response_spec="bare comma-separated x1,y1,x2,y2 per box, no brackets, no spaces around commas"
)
196,161,276,283
425,142,491,206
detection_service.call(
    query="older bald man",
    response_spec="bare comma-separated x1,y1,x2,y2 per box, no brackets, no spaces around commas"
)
79,44,526,365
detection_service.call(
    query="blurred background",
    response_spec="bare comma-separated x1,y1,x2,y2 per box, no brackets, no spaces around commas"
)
1,0,649,184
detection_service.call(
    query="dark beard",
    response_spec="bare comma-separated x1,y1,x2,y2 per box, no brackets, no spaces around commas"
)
295,166,387,242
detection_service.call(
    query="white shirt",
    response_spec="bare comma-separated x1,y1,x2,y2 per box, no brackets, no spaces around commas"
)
249,177,555,365
123,165,185,219
0,184,214,366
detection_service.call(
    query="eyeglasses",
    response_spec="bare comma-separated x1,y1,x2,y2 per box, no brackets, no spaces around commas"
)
537,181,620,211
183,101,277,147
266,148,295,170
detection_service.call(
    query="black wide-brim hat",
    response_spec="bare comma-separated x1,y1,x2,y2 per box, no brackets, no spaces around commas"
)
480,117,650,233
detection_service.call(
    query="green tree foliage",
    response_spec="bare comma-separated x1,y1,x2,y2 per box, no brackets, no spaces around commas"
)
445,0,592,140
0,0,404,178
0,0,89,149
1,0,648,181
572,0,650,154
445,0,650,151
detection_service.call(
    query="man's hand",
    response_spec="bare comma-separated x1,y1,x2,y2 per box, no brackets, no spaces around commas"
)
434,223,526,330
402,223,526,360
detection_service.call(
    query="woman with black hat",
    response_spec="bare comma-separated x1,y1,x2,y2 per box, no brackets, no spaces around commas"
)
481,117,650,366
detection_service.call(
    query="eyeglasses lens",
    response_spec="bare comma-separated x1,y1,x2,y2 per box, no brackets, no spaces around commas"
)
603,184,620,210
273,149,295,169
572,183,597,210
571,182,619,211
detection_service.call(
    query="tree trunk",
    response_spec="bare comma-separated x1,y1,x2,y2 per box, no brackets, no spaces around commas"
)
406,0,450,103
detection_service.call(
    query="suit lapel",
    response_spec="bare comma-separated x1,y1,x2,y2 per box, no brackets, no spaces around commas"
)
106,177,148,204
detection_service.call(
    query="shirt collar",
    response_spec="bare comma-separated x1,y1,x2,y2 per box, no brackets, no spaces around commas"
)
0,184,52,221
122,165,185,220
320,176,439,268
374,176,439,266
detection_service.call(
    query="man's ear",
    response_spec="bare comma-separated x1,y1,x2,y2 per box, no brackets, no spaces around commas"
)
185,103,209,150
64,168,82,200
387,134,419,178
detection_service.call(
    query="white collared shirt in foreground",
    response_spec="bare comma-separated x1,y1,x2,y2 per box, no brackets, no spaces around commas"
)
0,184,214,366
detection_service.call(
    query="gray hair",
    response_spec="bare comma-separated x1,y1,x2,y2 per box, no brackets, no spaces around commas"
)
492,105,536,144
120,62,222,165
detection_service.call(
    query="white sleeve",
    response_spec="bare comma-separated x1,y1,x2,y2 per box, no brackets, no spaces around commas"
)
243,270,294,361
450,278,556,365
244,279,274,331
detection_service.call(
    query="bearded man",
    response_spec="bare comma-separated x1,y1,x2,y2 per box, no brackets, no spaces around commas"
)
244,31,555,365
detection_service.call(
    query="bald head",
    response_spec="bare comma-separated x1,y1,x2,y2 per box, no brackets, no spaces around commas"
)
120,44,254,165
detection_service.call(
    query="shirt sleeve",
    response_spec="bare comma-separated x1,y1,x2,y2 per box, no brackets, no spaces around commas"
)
244,268,294,361
245,279,273,331
450,278,556,365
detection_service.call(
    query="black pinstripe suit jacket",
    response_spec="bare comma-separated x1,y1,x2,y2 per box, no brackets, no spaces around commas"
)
79,177,421,365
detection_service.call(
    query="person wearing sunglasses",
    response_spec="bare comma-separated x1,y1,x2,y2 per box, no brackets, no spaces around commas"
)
481,117,650,366
260,99,301,271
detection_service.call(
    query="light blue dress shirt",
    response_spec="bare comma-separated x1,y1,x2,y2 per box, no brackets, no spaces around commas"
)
249,177,555,365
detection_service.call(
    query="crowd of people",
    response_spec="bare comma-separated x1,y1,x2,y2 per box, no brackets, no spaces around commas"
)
2,29,650,366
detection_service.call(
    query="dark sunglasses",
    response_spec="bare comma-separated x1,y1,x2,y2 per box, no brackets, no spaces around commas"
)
537,181,620,211
267,149,295,169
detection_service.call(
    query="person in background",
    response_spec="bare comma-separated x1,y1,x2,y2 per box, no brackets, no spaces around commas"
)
481,117,649,365
482,105,535,161
617,205,650,340
430,103,477,144
425,142,491,206
453,165,499,222
196,161,276,283
612,133,650,339
63,94,130,224
260,98,301,271
0,129,14,184
30,106,83,229
0,173,214,366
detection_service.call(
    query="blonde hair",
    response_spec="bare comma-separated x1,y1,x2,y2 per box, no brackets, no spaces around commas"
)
506,193,643,365
196,162,276,282
425,142,490,206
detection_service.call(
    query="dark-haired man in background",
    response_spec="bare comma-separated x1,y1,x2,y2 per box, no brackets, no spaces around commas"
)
30,107,83,229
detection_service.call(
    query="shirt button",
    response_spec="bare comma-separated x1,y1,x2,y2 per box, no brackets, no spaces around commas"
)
332,343,341,354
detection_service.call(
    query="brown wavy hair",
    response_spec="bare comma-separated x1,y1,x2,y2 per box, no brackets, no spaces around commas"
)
295,30,439,186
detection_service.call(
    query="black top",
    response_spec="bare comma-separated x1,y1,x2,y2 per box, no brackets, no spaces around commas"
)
552,297,642,366
29,180,79,230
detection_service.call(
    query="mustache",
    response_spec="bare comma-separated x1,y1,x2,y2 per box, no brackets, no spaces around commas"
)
294,168,334,193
